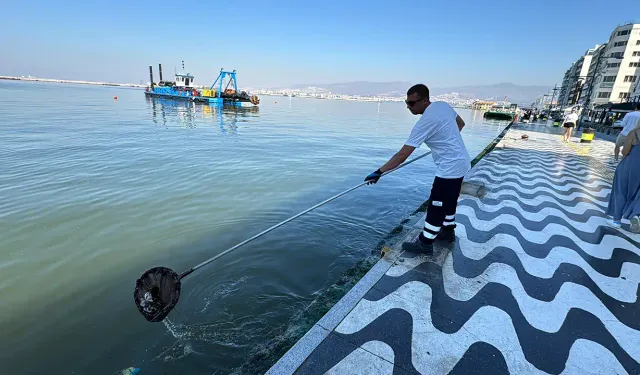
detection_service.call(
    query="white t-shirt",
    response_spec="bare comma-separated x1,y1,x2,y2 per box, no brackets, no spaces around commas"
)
405,101,471,178
564,113,579,123
621,111,640,136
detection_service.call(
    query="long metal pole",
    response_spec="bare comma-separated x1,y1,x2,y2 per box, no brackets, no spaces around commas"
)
549,84,558,113
179,151,433,279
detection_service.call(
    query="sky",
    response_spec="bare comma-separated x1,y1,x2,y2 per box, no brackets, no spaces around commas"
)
0,1,638,88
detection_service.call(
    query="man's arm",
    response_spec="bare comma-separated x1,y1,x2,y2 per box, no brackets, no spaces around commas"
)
365,118,426,185
455,115,465,132
380,145,416,172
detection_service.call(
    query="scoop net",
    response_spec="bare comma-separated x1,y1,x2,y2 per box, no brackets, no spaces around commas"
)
134,267,182,322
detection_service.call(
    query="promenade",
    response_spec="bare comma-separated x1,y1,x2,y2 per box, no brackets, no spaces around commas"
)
267,123,640,374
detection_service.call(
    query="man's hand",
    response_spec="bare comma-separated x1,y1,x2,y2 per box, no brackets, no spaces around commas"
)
365,169,383,184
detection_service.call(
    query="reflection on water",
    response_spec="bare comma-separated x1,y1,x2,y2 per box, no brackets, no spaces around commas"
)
147,97,259,132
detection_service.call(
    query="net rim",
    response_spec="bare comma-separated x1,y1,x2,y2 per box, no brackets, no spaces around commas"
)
134,266,181,322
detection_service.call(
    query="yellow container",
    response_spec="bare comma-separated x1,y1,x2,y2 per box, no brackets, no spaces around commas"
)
580,131,595,143
202,89,217,97
553,121,560,127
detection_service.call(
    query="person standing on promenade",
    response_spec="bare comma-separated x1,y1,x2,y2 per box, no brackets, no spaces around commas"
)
607,121,640,233
562,108,579,142
614,103,640,161
364,84,470,254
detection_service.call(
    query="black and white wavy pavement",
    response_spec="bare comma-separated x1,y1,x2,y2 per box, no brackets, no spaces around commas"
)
293,127,640,374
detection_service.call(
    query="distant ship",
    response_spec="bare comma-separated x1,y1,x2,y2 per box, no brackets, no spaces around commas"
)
483,103,518,121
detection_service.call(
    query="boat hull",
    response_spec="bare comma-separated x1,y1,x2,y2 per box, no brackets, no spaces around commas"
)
145,90,228,105
483,111,515,121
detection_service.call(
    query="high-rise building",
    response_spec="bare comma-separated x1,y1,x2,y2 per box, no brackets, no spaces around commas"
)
582,23,640,108
558,65,574,107
579,44,608,108
558,46,599,108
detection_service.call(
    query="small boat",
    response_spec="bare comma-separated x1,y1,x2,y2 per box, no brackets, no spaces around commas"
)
484,111,515,120
483,103,518,121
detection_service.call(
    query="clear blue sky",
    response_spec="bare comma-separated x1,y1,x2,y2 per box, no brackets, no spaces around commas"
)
1,1,638,88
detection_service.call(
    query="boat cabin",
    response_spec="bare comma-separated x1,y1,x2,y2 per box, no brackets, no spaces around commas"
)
175,72,194,88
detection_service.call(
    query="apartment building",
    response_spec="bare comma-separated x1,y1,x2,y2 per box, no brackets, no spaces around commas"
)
582,23,640,108
558,46,598,107
558,65,574,107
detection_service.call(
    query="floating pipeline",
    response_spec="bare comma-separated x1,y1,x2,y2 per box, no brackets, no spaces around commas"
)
239,120,516,374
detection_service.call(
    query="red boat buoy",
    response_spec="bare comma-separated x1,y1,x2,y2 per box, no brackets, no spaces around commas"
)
114,96,118,100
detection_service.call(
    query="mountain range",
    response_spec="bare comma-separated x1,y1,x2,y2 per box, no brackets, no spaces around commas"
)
290,82,550,105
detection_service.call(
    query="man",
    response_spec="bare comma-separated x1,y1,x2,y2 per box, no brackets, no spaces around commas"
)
364,84,470,254
562,108,579,143
614,103,640,161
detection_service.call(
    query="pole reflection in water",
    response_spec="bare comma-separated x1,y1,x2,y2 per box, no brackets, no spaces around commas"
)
146,97,259,133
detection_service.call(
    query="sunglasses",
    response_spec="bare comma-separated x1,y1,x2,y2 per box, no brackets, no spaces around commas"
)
405,97,425,107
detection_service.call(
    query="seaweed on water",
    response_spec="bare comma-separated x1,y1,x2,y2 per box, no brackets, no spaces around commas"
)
234,255,378,375
372,239,386,255
389,224,404,236
412,197,432,214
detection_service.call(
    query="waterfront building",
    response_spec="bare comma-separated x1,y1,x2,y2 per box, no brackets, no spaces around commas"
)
557,46,598,108
581,23,640,109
